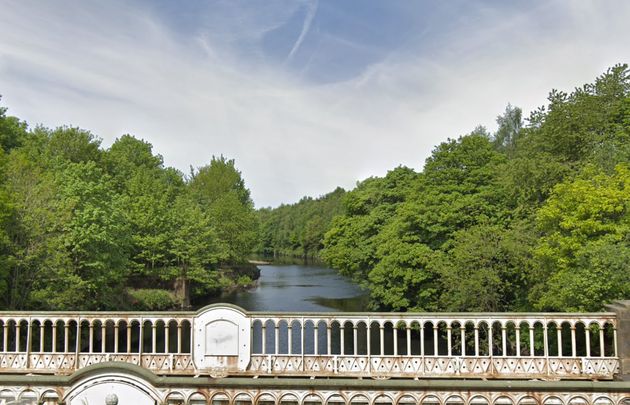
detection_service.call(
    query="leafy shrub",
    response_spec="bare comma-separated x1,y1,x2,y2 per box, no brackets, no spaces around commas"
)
128,288,179,311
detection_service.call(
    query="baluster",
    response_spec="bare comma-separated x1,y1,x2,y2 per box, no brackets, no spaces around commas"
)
433,325,438,356
165,322,170,354
39,322,44,353
326,323,331,355
64,323,69,353
353,325,358,356
101,322,106,353
340,323,344,356
585,325,591,357
474,325,479,357
571,326,576,357
420,324,425,356
460,326,466,356
501,325,507,356
393,324,398,356
379,324,384,355
25,320,31,364
529,325,535,357
276,322,280,355
599,326,604,357
557,325,563,357
88,323,94,353
2,322,7,352
488,323,493,356
287,322,293,355
406,325,411,356
366,322,371,356
127,324,132,353
52,322,57,353
16,322,21,352
177,323,182,354
76,322,81,356
446,326,452,357
313,322,318,355
515,326,521,357
301,320,305,357
139,320,144,356
543,322,549,358
261,322,266,354
151,322,157,354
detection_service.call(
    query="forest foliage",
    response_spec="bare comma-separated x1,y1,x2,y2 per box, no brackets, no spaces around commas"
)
261,65,630,312
0,111,259,310
1,65,629,313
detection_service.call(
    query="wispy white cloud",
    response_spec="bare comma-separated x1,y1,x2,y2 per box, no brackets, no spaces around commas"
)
0,0,629,207
286,0,318,63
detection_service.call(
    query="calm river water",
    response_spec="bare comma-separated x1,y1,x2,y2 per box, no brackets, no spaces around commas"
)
210,263,369,312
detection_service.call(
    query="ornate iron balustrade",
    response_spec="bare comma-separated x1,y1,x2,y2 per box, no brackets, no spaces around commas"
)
0,305,620,380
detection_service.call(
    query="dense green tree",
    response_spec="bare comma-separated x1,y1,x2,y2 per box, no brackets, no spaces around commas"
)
493,104,523,153
322,167,417,283
2,148,64,309
434,221,535,312
531,165,630,311
0,149,13,300
0,98,27,152
502,64,630,210
29,161,130,310
189,155,252,207
190,156,257,263
167,194,223,306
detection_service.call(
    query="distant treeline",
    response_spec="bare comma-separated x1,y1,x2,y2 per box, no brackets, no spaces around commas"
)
0,112,259,310
259,65,630,312
257,187,345,259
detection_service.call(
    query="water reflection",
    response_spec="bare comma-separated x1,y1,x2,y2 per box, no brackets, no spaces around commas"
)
209,264,368,312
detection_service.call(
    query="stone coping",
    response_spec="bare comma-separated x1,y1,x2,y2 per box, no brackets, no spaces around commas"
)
0,303,617,318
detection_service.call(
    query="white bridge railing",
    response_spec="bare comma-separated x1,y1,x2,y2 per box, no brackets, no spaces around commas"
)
0,305,619,379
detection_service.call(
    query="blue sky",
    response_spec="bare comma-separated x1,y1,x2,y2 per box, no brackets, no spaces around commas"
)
1,1,629,207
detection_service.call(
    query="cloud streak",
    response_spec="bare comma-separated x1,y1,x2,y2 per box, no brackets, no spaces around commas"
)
286,0,319,63
0,0,629,207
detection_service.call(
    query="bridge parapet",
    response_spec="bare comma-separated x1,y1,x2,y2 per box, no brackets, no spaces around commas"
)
0,305,620,380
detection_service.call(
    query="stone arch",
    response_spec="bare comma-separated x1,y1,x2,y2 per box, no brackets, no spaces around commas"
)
303,393,325,405
445,395,465,405
64,367,162,405
165,391,186,405
542,396,564,405
210,392,230,405
493,397,514,405
189,392,208,404
234,392,254,405
396,394,418,405
256,392,277,405
592,398,612,405
348,393,370,405
420,394,441,405
279,393,299,405
516,396,538,405
469,395,490,405
326,394,346,405
567,397,588,405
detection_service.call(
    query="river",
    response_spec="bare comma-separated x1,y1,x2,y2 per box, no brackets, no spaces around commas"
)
210,263,369,312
